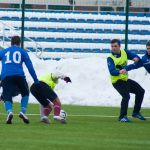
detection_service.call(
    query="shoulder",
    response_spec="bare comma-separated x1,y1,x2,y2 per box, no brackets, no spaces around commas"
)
107,56,113,61
124,49,130,54
107,57,114,66
19,48,28,56
141,54,148,61
0,48,8,55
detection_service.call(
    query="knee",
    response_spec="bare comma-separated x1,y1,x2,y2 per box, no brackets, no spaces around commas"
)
138,88,145,96
122,94,130,101
53,97,61,106
142,89,145,94
141,88,145,95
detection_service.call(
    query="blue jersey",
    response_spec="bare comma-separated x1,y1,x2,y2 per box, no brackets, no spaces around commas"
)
124,52,150,73
0,45,38,82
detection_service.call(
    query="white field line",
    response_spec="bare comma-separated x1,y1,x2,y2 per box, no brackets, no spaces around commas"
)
0,113,150,118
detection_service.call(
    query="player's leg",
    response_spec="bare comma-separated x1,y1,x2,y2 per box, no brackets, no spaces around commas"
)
37,82,66,124
128,79,146,120
2,77,15,124
16,76,30,124
52,97,66,124
30,82,53,124
113,80,131,122
39,105,52,124
47,94,66,124
43,85,65,123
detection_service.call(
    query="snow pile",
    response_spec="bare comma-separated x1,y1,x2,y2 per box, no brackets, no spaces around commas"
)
23,53,150,108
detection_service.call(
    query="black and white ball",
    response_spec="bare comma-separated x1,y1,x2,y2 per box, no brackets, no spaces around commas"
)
59,110,67,119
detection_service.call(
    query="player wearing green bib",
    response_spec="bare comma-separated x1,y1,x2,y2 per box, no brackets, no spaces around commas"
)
30,72,71,124
107,39,146,122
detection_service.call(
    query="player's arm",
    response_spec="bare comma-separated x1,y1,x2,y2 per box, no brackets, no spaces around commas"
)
107,57,121,76
141,55,150,73
52,72,71,83
22,51,39,83
0,50,5,60
124,60,143,71
125,50,140,62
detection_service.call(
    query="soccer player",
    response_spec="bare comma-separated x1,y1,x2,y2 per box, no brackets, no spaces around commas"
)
124,41,150,73
0,36,39,124
107,39,146,122
30,72,71,124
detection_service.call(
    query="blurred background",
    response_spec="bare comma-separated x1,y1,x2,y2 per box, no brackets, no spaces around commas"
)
0,0,149,59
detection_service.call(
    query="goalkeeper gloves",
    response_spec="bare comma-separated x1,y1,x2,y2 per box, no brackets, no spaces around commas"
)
64,77,71,83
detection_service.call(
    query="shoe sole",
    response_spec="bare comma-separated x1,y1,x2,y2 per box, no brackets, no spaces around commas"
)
54,118,67,124
19,114,30,124
6,114,13,124
132,116,146,121
41,118,50,124
119,121,132,123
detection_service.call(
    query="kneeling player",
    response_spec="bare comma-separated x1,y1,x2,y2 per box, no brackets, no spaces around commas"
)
30,72,71,124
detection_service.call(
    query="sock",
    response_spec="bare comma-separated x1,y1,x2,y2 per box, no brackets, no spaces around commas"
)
21,96,29,114
53,101,61,116
5,101,12,114
43,105,52,117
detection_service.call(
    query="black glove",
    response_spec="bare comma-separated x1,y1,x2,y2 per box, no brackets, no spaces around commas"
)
64,77,71,83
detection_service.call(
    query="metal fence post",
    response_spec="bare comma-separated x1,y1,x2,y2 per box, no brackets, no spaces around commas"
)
21,0,25,49
125,0,129,50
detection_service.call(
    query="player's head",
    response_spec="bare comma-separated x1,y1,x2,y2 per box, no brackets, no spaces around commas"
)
146,41,150,55
111,39,121,54
11,36,21,46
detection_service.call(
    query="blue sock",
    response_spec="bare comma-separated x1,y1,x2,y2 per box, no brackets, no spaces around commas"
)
5,101,12,114
21,96,29,114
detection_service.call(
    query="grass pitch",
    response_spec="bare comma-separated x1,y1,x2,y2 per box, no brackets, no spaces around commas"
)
0,103,150,150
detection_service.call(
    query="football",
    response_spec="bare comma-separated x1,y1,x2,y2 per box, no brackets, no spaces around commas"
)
59,110,67,119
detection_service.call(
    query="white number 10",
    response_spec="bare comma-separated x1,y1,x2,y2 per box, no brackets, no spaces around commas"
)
5,51,21,64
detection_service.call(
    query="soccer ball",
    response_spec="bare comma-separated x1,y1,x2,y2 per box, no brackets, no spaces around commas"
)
59,110,67,119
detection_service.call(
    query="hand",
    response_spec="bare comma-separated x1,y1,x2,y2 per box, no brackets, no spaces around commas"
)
119,69,127,74
132,57,139,63
64,77,71,83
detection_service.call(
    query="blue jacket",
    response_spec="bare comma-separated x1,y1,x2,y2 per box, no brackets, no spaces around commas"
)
107,50,140,76
124,52,150,73
0,45,38,82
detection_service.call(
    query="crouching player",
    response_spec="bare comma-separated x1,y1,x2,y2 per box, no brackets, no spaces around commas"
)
30,72,71,124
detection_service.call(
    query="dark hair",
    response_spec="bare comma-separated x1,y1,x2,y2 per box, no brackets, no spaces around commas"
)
146,41,150,47
11,36,21,46
111,39,121,46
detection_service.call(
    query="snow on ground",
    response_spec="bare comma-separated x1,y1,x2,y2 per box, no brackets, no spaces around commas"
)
19,53,150,108
1,52,149,108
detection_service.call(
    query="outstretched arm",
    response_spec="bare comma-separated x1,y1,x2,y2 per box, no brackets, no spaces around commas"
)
52,72,71,83
124,61,143,71
23,51,39,83
125,50,140,62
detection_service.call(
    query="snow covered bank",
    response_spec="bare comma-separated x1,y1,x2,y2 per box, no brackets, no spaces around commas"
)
22,53,150,108
0,52,149,108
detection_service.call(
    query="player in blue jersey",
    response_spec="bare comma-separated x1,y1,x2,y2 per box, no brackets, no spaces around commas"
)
0,36,39,124
123,41,150,73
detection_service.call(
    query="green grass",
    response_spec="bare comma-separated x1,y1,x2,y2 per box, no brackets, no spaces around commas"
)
0,103,150,150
